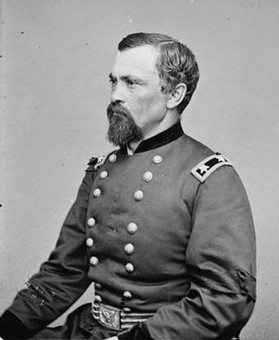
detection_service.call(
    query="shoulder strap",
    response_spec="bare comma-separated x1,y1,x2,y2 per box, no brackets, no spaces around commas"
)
191,153,232,183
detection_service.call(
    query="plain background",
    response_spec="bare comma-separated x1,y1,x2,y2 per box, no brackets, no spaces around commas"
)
1,0,279,339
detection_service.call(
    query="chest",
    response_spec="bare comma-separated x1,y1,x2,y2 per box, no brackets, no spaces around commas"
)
85,149,197,277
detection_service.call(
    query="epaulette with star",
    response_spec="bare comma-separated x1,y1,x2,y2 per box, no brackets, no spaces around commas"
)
191,153,232,183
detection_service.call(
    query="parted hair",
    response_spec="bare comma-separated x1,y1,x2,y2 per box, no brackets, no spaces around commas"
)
118,32,200,114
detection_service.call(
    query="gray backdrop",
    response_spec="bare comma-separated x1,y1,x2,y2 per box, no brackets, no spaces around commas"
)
1,1,279,339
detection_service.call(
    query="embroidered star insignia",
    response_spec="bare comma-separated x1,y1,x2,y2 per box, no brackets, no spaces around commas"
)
216,154,227,163
198,164,210,174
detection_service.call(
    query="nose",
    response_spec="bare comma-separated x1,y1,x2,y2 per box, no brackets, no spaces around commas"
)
110,82,124,104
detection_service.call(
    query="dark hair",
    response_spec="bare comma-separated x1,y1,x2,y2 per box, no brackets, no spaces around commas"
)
118,32,199,113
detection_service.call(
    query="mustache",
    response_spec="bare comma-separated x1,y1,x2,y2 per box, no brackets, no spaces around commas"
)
107,103,131,119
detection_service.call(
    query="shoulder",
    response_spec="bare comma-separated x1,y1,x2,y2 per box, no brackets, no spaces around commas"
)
179,134,233,184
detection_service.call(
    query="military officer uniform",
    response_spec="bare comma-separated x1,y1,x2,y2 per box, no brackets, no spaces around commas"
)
0,122,256,339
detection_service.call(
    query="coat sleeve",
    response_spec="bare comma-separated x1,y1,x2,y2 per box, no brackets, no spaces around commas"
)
0,165,95,339
118,165,256,340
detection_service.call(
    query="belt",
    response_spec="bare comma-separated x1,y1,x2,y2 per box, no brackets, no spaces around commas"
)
92,302,240,339
92,302,154,331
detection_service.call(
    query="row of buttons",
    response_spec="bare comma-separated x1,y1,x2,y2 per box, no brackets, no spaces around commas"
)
88,152,164,304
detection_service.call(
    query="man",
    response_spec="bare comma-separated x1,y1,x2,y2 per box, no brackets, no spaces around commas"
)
0,32,256,339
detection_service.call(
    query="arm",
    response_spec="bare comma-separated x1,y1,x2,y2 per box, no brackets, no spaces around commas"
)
0,165,95,339
118,166,256,339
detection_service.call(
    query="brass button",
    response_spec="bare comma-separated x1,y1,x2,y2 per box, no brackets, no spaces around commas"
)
143,171,153,182
125,263,135,273
127,222,138,234
133,190,144,201
109,154,117,163
124,243,135,255
123,291,132,299
95,283,102,289
90,256,99,266
152,155,163,164
86,238,94,247
87,217,96,227
123,307,131,313
93,188,101,197
100,171,108,179
95,295,102,303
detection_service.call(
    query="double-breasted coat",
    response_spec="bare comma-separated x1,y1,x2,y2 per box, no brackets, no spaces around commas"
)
0,123,256,339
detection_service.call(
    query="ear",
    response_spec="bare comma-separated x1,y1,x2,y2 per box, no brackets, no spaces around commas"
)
166,83,187,110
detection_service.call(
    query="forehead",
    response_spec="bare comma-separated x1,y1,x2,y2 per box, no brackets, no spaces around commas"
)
111,45,160,78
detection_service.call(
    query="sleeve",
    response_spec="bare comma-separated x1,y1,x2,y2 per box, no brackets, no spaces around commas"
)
118,165,256,340
0,165,95,339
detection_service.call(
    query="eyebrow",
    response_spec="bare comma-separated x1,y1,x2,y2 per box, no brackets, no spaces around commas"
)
109,72,145,84
109,73,116,81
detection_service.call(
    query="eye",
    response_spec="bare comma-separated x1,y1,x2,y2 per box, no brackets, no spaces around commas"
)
109,75,117,87
126,79,135,86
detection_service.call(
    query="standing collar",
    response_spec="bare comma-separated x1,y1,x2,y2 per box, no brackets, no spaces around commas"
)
121,121,184,154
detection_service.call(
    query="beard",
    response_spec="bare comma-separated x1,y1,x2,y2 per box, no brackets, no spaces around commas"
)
106,103,143,147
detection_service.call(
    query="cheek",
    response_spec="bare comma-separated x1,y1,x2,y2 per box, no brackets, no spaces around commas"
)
144,93,167,116
127,97,149,121
138,92,164,111
128,90,167,126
